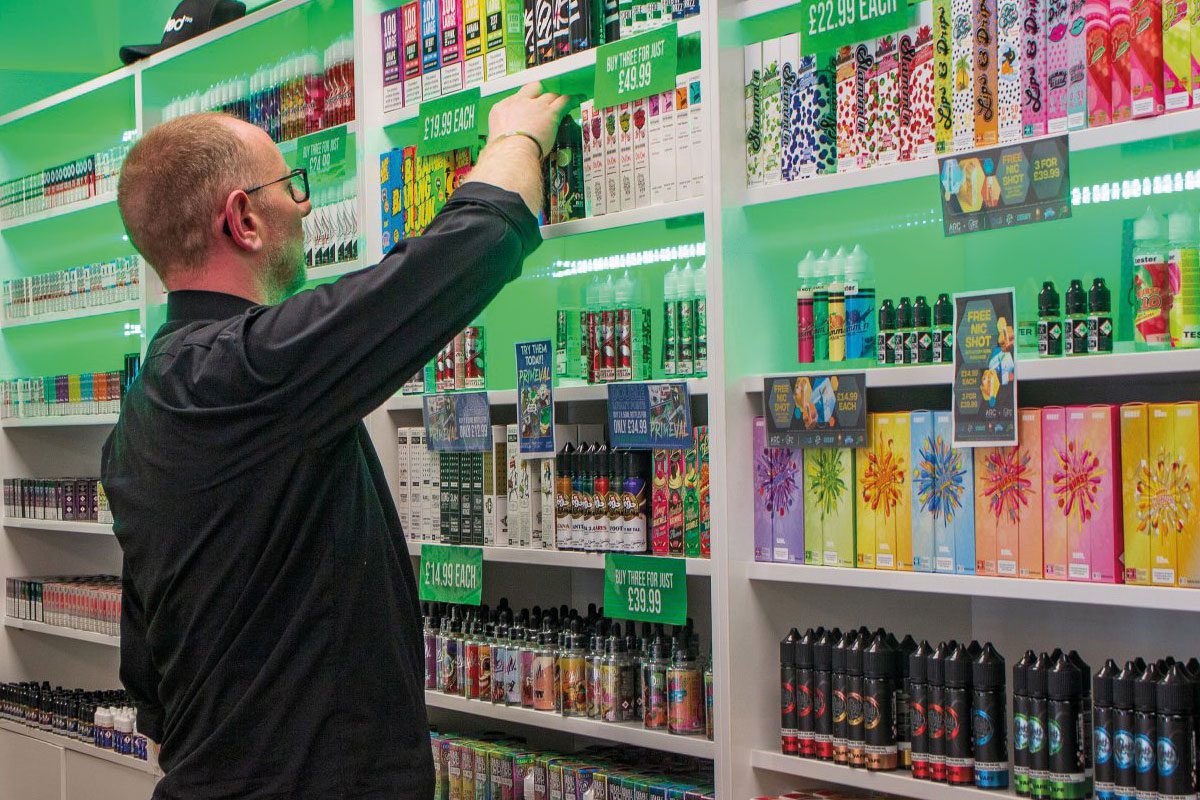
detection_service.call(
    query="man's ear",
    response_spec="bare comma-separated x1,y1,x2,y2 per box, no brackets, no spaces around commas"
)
220,190,263,253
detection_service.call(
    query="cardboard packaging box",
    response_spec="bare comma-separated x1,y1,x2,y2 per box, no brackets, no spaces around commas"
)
974,0,1000,147
402,1,424,106
939,411,975,574
909,410,936,571
632,95,651,208
1080,404,1123,583
872,32,903,165
858,412,913,569
1129,0,1164,116
806,447,856,567
382,8,405,113
855,41,878,169
856,414,879,569
1022,0,1048,135
1118,402,1150,584
762,37,784,185
1018,408,1045,579
1164,0,1192,110
648,89,678,206
1086,0,1113,126
997,0,1024,141
1177,402,1200,587
934,0,956,153
1111,0,1133,120
891,412,915,570
1046,0,1071,132
899,8,937,161
835,44,861,172
952,0,977,150
1042,406,1069,579
603,104,622,214
462,0,486,87
745,43,764,186
1066,0,1090,128
421,0,443,99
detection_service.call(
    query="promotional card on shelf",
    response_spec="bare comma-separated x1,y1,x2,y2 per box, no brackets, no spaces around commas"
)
607,382,694,449
762,373,868,449
515,339,555,458
423,392,494,452
952,288,1018,446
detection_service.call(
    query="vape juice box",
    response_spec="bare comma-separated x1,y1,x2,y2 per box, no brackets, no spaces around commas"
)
382,8,405,113
1041,406,1069,579
891,412,915,570
402,1,425,106
1064,406,1092,580
684,439,702,557
1164,0,1192,109
697,425,712,558
1067,0,1090,127
941,411,975,574
1046,0,1071,131
835,44,861,171
854,41,878,169
762,37,784,185
397,427,412,531
632,95,651,209
745,43,764,186
780,33,801,181
677,74,698,197
909,410,936,571
856,415,879,568
524,0,540,67
507,0,528,76
974,446,1005,575
934,0,956,153
1083,405,1124,583
1086,0,1113,125
579,102,599,217
1129,0,1164,116
1119,402,1150,584
872,32,903,165
484,0,506,79
652,448,669,555
1110,0,1133,120
997,0,1024,141
759,435,805,561
859,413,910,569
1176,403,1200,587
806,448,856,567
1016,409,1045,579
603,104,622,214
793,54,835,178
535,0,556,63
667,448,686,555
538,457,555,549
899,8,937,161
463,0,486,87
952,0,977,150
487,425,509,545
1022,0,1048,134
618,102,635,211
648,89,678,206
421,0,443,99
974,0,1000,147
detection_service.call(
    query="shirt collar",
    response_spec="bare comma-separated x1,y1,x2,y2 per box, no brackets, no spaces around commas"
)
166,291,257,323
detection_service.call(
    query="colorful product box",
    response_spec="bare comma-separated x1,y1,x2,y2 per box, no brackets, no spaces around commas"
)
854,41,878,169
938,411,975,574
506,0,528,76
463,0,486,87
934,0,956,153
403,1,425,106
1164,0,1192,109
648,89,677,205
745,43,764,186
891,412,915,571
1129,0,1164,116
780,33,801,182
698,425,711,558
1046,0,1071,131
899,7,937,161
997,0,1024,141
440,0,466,94
484,0,506,79
1023,0,1049,135
632,95,651,208
1067,0,1090,128
681,73,702,198
668,449,686,555
859,413,913,569
805,447,856,567
1080,405,1123,583
1065,406,1092,580
421,0,443,99
835,44,861,171
856,415,879,569
872,32,903,165
1118,402,1150,584
794,54,839,177
909,410,936,571
762,37,784,185
652,448,669,555
580,102,599,217
974,445,1006,575
1018,408,1045,579
1179,404,1200,587
1111,0,1133,120
1086,0,1113,126
382,8,405,113
684,442,702,557
618,102,635,211
952,0,977,150
603,104,622,214
1041,406,1069,579
1192,0,1200,105
974,0,1000,147
753,421,805,564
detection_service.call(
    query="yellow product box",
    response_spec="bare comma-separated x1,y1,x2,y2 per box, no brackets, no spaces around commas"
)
1119,402,1151,584
859,412,911,569
1149,403,1181,586
1172,402,1200,587
856,414,879,569
890,412,914,571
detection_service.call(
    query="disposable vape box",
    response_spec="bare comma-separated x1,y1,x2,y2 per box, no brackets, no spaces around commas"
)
1086,0,1112,126
1065,406,1092,580
675,77,695,198
402,1,425,106
584,104,607,217
835,44,860,172
974,446,1004,575
685,73,704,196
909,410,936,571
745,43,764,186
668,449,686,555
684,442,702,557
1082,404,1123,583
579,103,595,217
648,90,678,206
974,0,999,147
872,32,903,165
1041,406,1069,579
484,0,506,79
1164,0,1192,109
1119,402,1150,583
1022,0,1048,134
1148,403,1181,584
421,0,443,99
617,102,635,211
1046,0,1071,132
506,0,528,75
856,415,879,568
952,0,977,150
551,0,570,59
652,448,669,554
1176,402,1200,587
791,54,816,178
1017,408,1044,578
439,0,466,94
780,33,801,181
805,448,856,567
698,425,711,558
997,0,1023,142
463,0,486,87
761,37,784,185
1130,0,1164,116
632,95,651,209
1067,0,1090,128
899,10,937,162
534,0,555,63
382,8,405,113
603,104,622,214
890,412,915,570
538,457,555,549
1110,0,1133,119
506,425,525,546
934,0,955,153
854,41,878,169
523,0,539,67
940,411,975,574
487,425,508,545
397,427,412,531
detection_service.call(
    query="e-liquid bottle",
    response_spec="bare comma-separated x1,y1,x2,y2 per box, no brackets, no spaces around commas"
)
440,607,462,695
1168,207,1200,349
828,248,847,363
621,451,648,554
1088,279,1114,355
781,628,801,754
677,263,696,377
556,444,575,550
667,638,705,736
424,603,440,690
587,631,604,719
661,266,679,376
533,623,557,712
1094,660,1121,800
878,299,897,366
600,624,624,722
606,449,623,552
560,625,587,718
973,643,1009,789
798,628,817,757
705,660,714,741
896,634,918,770
634,622,650,720
944,643,975,786
1113,661,1141,800
463,615,482,700
814,250,832,362
914,296,934,363
1069,650,1095,795
933,293,954,364
798,251,816,364
814,627,837,761
911,640,934,780
521,613,538,708
1133,662,1161,800
863,632,898,771
896,297,915,365
847,630,867,766
845,245,876,360
1156,663,1197,800
592,444,611,548
1029,653,1053,800
1015,651,1038,796
833,630,856,764
643,633,669,729
491,612,510,704
1048,654,1089,800
928,642,949,782
1038,282,1063,358
1064,279,1088,356
598,276,617,382
1133,209,1171,350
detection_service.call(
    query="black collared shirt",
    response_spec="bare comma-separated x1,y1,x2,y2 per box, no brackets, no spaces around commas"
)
101,183,540,800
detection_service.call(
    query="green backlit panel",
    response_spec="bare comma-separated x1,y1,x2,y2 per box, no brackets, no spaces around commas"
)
1,313,141,378
0,204,135,277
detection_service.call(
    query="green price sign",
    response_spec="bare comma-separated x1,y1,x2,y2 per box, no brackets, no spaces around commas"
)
603,554,687,625
593,24,679,108
419,88,483,155
298,126,347,185
800,0,907,55
418,545,484,605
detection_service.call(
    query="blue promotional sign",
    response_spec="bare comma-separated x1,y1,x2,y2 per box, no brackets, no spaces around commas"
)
606,382,693,450
516,340,555,458
422,392,493,452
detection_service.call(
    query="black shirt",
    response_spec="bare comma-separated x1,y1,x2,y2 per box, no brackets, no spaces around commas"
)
100,183,540,800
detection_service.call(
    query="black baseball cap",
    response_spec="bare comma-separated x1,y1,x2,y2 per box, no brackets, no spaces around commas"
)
119,0,247,65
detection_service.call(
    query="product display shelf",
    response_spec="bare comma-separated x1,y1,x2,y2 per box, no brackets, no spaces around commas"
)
3,618,119,648
424,689,717,758
541,197,706,240
0,719,161,776
307,258,367,281
406,540,714,574
378,16,705,129
0,300,141,330
731,0,798,18
1,518,114,536
0,192,118,234
386,377,710,410
749,750,1015,800
134,0,318,72
278,119,362,157
0,414,120,429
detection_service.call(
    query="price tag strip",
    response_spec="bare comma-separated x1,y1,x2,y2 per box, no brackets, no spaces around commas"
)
419,87,483,155
593,25,680,108
418,544,484,605
603,553,687,625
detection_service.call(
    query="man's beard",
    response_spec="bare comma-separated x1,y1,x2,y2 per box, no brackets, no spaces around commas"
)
262,231,306,304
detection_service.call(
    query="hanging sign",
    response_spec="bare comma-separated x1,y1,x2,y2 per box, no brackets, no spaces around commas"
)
593,24,679,107
419,87,482,155
418,544,483,605
423,392,493,452
799,0,908,56
283,125,349,189
762,373,868,449
516,340,555,458
607,382,693,450
603,554,687,625
953,289,1018,447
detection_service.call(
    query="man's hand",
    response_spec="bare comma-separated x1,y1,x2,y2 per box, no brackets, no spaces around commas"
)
487,81,572,157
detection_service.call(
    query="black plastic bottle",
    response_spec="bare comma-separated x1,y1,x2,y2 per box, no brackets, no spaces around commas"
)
896,297,915,365
897,634,918,770
814,628,837,761
863,632,898,771
1134,662,1162,800
974,643,1010,790
1048,654,1090,800
847,631,867,766
797,628,817,757
914,295,934,363
878,300,896,366
781,628,800,755
1094,660,1121,800
1070,650,1095,792
1064,279,1088,356
1030,652,1053,800
1088,278,1113,354
928,641,950,782
944,643,975,786
911,640,934,780
1113,661,1142,800
933,293,954,364
832,630,855,764
1156,663,1197,800
1038,281,1063,358
1015,651,1038,797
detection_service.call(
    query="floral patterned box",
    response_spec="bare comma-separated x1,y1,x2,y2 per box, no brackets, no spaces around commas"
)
805,448,856,567
836,44,862,171
1041,406,1069,579
871,33,903,165
974,0,1000,147
910,410,935,571
857,413,913,570
899,5,937,161
997,0,1024,141
1022,0,1049,135
1069,405,1123,583
933,411,975,574
752,416,806,564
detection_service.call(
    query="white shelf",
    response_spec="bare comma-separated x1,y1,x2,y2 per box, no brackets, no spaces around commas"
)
745,561,1200,612
750,750,1014,800
387,377,709,410
4,618,119,647
0,192,118,233
732,0,799,17
425,690,716,758
1,414,120,429
306,258,366,281
541,197,706,240
2,518,114,536
380,17,704,128
0,720,161,776
407,541,713,574
0,299,140,330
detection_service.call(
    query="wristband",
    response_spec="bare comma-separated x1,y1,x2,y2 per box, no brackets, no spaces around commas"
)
488,130,545,159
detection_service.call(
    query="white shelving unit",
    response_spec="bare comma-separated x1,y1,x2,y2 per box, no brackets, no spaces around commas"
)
0,300,141,330
541,197,707,240
0,720,161,777
2,519,114,536
386,377,709,410
749,751,1014,800
0,193,119,233
406,540,714,574
4,619,120,648
1,414,120,429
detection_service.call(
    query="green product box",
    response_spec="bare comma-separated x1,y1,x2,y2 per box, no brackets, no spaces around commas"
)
618,307,654,382
804,447,856,568
503,0,526,77
474,747,490,800
683,443,701,557
556,309,583,380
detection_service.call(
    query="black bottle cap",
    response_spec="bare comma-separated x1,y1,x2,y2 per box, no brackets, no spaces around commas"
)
910,640,932,682
927,642,949,685
967,640,983,659
846,640,864,676
833,629,857,672
934,293,953,324
863,632,895,679
797,628,816,669
895,634,915,679
879,299,896,329
1038,281,1060,315
1065,279,1086,314
1134,662,1162,711
896,297,913,327
1089,278,1111,313
1068,651,1092,697
944,643,973,688
1013,650,1036,695
1094,659,1120,706
1028,652,1052,699
914,296,932,327
814,628,839,671
1186,657,1200,678
1157,663,1195,713
973,643,1006,691
1048,654,1082,701
782,628,800,667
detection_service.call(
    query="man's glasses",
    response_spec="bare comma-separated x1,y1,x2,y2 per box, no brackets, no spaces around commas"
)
223,168,309,236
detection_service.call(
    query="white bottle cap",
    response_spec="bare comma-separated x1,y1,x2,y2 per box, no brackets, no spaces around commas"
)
845,244,870,282
797,250,814,282
1169,207,1196,242
1134,207,1163,241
